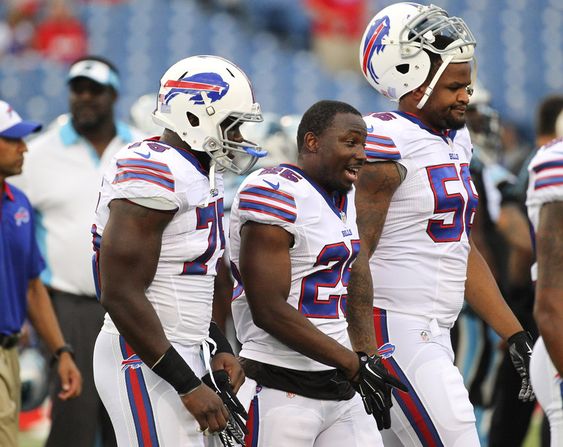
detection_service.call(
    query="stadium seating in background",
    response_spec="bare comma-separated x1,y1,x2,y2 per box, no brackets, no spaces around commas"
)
0,0,561,144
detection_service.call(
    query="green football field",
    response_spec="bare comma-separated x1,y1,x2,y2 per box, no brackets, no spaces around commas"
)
18,407,544,447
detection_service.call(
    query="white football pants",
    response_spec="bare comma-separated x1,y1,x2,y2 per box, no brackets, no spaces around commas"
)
373,308,480,447
93,330,208,447
530,337,563,447
243,384,383,447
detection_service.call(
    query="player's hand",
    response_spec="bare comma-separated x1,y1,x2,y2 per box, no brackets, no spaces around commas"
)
202,370,249,446
351,352,408,430
56,352,82,400
211,352,245,393
507,331,535,402
180,383,230,435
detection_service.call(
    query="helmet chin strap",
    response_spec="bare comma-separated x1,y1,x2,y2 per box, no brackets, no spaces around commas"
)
201,160,217,208
198,90,220,207
416,54,454,109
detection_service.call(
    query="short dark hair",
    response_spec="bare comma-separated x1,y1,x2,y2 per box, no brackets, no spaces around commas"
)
423,50,446,86
70,55,119,75
536,95,563,137
297,100,362,151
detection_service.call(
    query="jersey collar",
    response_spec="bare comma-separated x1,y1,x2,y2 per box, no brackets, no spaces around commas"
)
60,117,134,147
395,111,458,144
280,164,348,221
146,137,210,177
2,182,14,201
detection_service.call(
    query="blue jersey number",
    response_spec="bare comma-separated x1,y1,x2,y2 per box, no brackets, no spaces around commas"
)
426,163,478,242
298,240,360,318
182,199,225,275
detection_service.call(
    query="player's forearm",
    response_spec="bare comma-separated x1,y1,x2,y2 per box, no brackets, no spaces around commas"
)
101,288,170,366
26,277,66,354
251,299,359,378
346,254,377,355
347,164,398,355
535,289,563,375
465,242,523,339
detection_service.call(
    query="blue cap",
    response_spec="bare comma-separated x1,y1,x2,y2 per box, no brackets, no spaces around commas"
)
0,101,42,139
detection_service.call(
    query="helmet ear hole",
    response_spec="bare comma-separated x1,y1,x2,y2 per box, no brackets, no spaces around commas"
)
187,112,199,127
396,64,410,74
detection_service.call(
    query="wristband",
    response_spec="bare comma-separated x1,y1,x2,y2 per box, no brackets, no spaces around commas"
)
151,346,201,395
209,321,234,355
51,343,74,365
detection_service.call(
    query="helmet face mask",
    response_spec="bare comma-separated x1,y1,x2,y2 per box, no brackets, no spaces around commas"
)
203,106,265,175
153,55,267,175
400,6,475,59
360,2,476,104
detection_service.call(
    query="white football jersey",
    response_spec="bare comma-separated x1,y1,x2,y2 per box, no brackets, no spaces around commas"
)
92,138,225,345
363,112,478,327
526,137,563,281
230,164,359,371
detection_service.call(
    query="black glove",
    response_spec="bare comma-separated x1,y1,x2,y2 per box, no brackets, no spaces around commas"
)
507,331,535,402
351,352,409,430
201,370,248,446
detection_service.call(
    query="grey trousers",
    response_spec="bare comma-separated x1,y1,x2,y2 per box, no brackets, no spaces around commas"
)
46,290,117,447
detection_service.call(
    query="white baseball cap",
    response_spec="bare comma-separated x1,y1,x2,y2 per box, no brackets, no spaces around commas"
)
67,58,120,91
0,101,42,139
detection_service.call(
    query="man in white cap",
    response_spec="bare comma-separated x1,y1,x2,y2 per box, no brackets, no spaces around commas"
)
10,56,145,447
0,100,82,447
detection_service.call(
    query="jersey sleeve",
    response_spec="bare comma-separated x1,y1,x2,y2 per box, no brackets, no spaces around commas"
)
363,113,402,163
235,173,298,235
526,139,563,207
108,142,180,209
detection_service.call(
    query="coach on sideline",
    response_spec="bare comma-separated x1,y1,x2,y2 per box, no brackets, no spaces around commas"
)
0,100,82,447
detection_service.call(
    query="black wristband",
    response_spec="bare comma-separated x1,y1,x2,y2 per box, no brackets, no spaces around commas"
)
51,344,74,366
151,346,201,395
209,321,234,355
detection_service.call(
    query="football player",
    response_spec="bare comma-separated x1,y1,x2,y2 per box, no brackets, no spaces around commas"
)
230,100,406,447
92,55,266,446
526,111,563,446
354,3,534,445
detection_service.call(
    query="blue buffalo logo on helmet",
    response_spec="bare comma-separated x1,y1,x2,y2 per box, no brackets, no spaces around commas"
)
162,72,230,106
361,16,391,85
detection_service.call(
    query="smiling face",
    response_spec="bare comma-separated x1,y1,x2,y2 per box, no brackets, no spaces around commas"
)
420,62,472,131
0,137,27,181
308,112,367,193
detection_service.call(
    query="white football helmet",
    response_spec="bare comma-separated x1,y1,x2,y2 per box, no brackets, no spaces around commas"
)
153,55,266,175
360,2,476,108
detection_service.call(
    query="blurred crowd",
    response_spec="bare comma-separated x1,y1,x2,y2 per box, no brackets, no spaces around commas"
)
0,0,87,63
